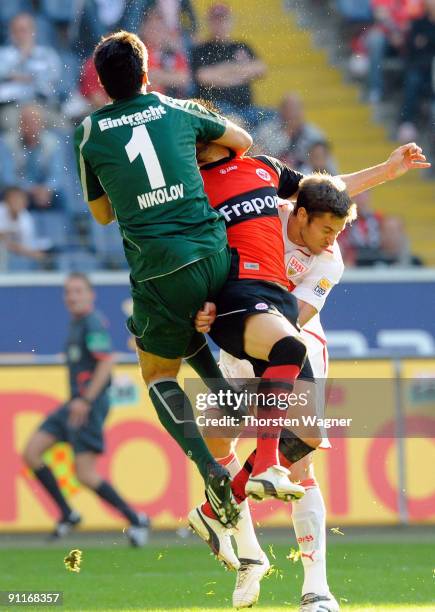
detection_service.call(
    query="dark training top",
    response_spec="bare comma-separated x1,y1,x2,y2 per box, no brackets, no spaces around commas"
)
191,41,257,107
66,310,112,399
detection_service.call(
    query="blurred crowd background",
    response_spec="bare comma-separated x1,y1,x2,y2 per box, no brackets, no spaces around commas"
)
0,0,433,273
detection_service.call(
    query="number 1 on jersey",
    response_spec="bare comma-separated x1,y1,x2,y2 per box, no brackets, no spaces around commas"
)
125,124,166,190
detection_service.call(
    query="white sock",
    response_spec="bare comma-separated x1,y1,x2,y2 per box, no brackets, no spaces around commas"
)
217,452,263,561
291,479,329,596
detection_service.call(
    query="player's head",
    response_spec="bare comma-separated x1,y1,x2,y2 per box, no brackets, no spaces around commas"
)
294,174,357,254
10,13,35,49
196,139,231,166
3,186,28,215
94,30,148,101
64,273,95,317
140,8,167,49
192,98,231,166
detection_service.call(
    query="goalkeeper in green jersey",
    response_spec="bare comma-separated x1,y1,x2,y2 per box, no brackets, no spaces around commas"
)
74,31,252,526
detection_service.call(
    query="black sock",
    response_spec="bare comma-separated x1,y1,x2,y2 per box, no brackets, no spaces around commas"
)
185,337,235,395
95,481,139,525
34,465,72,519
148,379,215,481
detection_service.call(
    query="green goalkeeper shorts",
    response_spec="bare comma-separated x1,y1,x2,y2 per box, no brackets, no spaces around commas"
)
127,246,230,359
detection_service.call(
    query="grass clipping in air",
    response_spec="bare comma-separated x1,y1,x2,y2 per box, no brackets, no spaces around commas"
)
64,549,83,573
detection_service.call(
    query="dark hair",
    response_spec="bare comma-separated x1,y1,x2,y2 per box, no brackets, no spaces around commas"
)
66,272,93,290
94,31,148,101
295,174,357,223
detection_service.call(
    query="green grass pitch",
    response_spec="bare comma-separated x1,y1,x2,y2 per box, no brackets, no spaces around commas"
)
1,537,434,611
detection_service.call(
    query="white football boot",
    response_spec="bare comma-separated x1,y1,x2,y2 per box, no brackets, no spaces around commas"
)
299,592,340,612
188,506,240,571
245,465,305,501
232,551,271,608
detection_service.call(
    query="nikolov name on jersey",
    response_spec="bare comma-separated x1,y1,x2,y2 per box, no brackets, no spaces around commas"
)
98,105,167,132
217,189,279,225
137,183,184,209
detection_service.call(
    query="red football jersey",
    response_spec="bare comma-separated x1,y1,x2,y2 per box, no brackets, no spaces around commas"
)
201,154,303,287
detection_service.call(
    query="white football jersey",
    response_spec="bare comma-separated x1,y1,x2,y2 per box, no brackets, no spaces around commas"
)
278,203,344,366
279,204,344,317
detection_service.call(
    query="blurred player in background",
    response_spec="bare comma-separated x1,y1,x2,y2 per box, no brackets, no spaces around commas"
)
23,273,149,546
73,31,254,527
193,138,430,610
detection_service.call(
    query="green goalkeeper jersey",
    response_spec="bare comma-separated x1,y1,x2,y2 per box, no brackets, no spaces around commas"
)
74,92,228,281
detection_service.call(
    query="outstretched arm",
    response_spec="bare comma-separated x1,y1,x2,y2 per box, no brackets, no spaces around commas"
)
338,143,431,197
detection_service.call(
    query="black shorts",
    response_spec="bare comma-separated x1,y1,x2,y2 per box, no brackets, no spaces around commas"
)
209,278,313,379
39,395,110,454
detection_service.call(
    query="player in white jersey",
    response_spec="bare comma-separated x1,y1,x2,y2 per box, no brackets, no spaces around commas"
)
280,200,344,445
192,142,430,611
213,200,344,612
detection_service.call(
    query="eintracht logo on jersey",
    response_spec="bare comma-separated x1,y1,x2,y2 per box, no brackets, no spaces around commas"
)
256,168,271,182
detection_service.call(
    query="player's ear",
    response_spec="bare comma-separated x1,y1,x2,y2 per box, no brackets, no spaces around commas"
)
142,71,149,86
297,206,308,222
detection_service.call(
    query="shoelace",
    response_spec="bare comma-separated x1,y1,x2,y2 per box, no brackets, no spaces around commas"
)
235,564,252,589
301,593,330,604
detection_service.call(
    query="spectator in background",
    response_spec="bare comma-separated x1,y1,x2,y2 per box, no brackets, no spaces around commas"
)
299,140,338,175
0,1,31,44
140,8,190,97
80,56,110,112
340,192,423,266
148,0,198,47
364,0,424,104
94,0,127,33
254,92,326,169
0,186,49,271
191,2,266,126
3,104,66,211
397,0,435,141
0,13,61,108
380,215,423,265
338,191,384,265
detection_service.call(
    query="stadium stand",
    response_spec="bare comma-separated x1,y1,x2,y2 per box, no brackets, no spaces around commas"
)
192,0,433,264
0,0,432,270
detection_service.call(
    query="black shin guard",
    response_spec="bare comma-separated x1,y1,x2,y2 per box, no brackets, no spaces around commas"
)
279,429,315,464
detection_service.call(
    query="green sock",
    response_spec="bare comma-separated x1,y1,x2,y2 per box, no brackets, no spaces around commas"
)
148,378,215,481
184,336,234,395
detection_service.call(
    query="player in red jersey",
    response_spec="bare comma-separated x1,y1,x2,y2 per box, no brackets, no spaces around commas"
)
188,133,430,581
202,152,332,484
